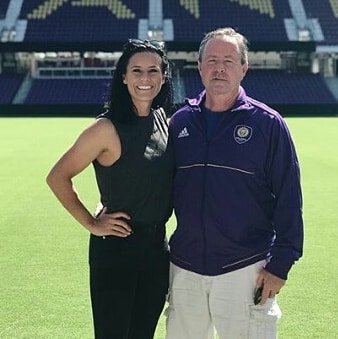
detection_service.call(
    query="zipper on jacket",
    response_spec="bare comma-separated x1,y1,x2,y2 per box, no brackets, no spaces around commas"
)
200,107,209,274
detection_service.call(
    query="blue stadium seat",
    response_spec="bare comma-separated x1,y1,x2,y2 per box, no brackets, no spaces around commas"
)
163,0,292,42
183,68,337,105
24,78,110,104
0,74,24,104
243,69,338,104
20,0,147,42
0,0,10,19
302,0,338,44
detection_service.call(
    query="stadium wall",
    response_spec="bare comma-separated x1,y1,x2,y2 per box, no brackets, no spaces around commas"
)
1,1,338,117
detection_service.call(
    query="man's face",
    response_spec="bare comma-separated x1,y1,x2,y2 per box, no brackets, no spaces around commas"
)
198,37,248,97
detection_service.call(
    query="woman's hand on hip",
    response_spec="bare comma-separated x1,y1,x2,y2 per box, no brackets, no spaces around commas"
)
90,207,132,237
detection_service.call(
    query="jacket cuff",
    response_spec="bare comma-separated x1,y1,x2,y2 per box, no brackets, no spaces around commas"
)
264,258,294,280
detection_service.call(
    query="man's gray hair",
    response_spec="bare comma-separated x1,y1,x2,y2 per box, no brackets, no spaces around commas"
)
198,27,249,65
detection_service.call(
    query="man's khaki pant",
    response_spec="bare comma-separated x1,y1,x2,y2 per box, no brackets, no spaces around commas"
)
165,262,281,339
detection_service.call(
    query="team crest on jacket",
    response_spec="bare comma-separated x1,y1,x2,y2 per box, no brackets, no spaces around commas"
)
234,125,252,144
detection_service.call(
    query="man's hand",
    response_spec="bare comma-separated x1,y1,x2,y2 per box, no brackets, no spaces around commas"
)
255,268,286,305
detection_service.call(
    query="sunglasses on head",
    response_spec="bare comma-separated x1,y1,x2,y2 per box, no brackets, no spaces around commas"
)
126,39,165,52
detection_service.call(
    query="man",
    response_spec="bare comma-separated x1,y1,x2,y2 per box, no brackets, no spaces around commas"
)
165,27,304,339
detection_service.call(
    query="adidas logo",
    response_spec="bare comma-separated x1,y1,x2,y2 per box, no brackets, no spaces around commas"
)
178,127,189,138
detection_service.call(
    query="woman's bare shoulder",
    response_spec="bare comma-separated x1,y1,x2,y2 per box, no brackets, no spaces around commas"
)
88,117,121,165
84,117,118,138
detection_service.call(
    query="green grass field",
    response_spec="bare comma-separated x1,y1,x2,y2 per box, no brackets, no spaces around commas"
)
0,117,337,338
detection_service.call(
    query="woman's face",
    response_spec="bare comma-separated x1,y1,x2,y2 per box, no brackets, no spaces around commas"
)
123,51,165,110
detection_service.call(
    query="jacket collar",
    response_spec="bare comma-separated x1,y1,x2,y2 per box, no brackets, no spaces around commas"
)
186,86,251,112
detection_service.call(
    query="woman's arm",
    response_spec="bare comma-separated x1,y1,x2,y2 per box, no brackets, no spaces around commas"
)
46,118,132,237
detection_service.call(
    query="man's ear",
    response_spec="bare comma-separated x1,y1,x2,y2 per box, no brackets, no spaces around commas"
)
242,63,249,78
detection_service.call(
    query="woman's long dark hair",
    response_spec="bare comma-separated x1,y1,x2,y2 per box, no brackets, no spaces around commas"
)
103,40,174,123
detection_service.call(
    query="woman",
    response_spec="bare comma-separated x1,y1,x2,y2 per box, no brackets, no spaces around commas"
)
46,39,174,339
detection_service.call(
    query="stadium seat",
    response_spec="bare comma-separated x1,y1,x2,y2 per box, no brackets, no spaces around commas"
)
303,0,338,44
0,0,11,19
24,78,110,104
163,0,291,42
0,74,25,104
20,0,146,42
182,68,337,105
